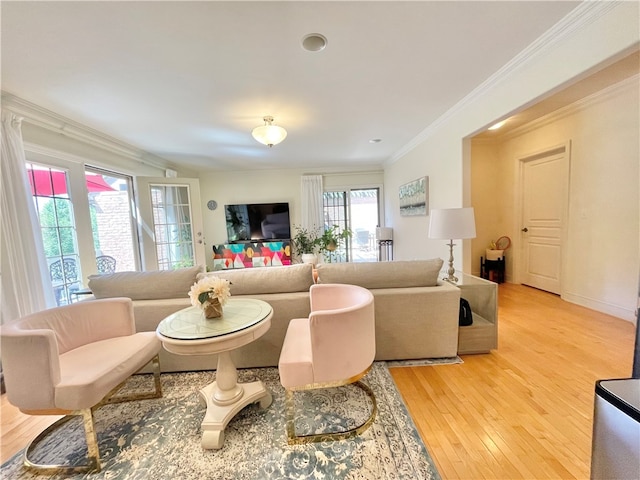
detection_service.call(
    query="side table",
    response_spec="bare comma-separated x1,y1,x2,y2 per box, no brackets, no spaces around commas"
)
156,299,273,449
480,256,505,283
454,273,498,354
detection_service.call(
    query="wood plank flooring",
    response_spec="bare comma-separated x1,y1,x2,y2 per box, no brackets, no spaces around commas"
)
390,283,636,479
1,283,636,478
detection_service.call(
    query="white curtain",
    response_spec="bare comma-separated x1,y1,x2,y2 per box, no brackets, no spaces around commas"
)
300,175,324,236
1,111,55,323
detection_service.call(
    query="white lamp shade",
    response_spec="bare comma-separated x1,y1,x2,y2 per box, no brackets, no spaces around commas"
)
376,227,393,241
252,123,287,147
428,207,476,240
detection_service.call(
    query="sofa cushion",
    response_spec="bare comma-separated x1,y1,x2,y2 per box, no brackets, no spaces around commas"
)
88,265,204,300
316,259,443,289
197,264,314,295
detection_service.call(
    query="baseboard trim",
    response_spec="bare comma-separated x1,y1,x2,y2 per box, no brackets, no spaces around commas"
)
562,292,636,324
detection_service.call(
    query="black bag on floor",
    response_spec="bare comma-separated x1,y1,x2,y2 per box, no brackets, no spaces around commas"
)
459,298,473,326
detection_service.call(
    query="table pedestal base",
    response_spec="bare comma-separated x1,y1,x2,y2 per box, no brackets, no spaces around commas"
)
198,380,272,449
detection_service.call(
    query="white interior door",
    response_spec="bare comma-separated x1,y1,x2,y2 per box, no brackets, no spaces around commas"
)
136,177,206,271
520,147,569,294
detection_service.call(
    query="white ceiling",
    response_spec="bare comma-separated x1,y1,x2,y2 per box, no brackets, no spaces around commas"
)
1,1,583,172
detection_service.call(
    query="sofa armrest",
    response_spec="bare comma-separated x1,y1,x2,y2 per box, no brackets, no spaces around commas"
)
371,282,461,359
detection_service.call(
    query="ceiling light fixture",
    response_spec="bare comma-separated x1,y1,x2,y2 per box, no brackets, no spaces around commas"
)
251,116,287,147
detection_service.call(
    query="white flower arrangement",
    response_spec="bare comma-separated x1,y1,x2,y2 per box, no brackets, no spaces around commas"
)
189,276,231,309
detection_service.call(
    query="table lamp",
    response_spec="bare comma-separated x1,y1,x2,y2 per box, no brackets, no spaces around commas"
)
376,227,394,261
428,207,476,283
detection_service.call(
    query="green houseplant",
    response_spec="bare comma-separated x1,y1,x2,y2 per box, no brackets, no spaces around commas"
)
319,225,352,263
291,226,321,265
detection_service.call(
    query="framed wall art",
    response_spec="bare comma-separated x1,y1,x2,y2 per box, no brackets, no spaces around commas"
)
399,176,428,216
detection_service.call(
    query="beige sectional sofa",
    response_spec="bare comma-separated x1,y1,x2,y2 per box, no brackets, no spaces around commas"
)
87,259,460,372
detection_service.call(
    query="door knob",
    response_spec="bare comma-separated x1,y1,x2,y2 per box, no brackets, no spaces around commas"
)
521,227,528,232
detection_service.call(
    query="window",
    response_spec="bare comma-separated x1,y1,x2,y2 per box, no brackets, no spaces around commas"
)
27,163,82,305
323,187,380,263
25,154,141,304
85,167,139,272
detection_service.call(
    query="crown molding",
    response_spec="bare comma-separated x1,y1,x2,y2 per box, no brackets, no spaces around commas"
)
1,92,171,170
498,73,639,141
387,0,621,166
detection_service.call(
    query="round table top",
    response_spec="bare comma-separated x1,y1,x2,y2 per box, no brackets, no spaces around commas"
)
157,298,273,341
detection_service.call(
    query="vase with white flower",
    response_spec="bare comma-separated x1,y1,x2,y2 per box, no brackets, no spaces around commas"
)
189,276,232,319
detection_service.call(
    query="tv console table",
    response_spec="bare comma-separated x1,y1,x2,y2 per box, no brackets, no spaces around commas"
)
212,241,291,270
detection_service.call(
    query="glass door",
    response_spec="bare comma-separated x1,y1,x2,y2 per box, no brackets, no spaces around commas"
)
323,187,380,263
136,177,205,271
27,163,82,305
85,167,140,272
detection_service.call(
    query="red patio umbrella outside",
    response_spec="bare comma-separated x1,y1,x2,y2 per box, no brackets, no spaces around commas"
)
28,169,115,196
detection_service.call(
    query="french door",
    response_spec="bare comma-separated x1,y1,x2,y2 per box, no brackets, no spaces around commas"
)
27,159,140,304
136,177,206,271
323,188,381,263
28,162,82,305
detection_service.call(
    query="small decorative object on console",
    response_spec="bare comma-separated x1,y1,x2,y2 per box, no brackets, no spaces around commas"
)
189,276,231,318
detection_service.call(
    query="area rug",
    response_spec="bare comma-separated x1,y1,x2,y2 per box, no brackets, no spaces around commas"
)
386,356,463,367
1,362,440,480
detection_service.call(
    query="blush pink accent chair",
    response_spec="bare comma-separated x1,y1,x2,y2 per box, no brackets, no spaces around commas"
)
278,283,377,444
0,298,162,473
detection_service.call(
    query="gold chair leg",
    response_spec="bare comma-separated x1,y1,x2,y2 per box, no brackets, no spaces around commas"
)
24,408,101,474
23,354,162,474
285,380,378,445
285,389,297,441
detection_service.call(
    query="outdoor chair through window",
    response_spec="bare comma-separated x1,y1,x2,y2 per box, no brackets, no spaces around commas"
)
96,255,116,274
49,257,79,305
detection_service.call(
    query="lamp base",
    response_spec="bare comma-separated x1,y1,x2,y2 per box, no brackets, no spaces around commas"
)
443,240,458,284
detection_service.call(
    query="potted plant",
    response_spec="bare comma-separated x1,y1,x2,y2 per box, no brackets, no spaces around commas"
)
291,226,321,265
188,276,232,318
319,225,352,263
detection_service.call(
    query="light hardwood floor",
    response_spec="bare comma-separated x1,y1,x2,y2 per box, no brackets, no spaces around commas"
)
390,283,636,479
1,283,636,478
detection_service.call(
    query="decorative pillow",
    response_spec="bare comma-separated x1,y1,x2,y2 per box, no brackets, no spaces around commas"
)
88,265,204,300
197,264,314,295
316,259,443,289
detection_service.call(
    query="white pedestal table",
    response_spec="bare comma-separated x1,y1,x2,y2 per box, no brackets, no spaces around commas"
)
156,298,273,449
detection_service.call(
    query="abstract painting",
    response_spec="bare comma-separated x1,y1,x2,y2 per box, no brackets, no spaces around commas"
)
399,177,428,216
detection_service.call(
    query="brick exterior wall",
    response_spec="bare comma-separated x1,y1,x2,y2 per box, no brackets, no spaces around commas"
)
92,191,136,271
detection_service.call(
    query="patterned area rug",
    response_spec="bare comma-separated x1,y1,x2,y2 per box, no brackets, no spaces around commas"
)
1,362,441,480
386,356,463,367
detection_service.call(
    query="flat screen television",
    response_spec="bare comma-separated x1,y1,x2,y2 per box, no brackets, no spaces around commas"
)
224,202,291,243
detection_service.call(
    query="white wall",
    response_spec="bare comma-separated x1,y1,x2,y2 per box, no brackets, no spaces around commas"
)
469,139,505,277
198,167,383,270
474,78,638,321
384,2,639,321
